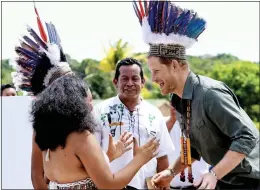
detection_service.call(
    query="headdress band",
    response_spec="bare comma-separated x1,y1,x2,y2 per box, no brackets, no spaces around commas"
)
149,44,186,60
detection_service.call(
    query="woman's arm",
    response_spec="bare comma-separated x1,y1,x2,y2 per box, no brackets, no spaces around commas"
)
31,132,48,189
75,132,158,189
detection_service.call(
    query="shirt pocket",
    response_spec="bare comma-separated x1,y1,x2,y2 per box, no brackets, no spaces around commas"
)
192,119,211,149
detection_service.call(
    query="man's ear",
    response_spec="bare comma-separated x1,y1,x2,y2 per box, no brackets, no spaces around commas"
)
141,78,145,88
171,59,179,71
113,78,118,88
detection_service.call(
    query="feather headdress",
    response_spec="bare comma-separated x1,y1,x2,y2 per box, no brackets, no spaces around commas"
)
133,0,206,60
11,3,71,95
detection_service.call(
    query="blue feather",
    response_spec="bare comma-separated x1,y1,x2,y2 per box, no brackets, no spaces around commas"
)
17,59,37,71
134,0,206,40
23,35,39,50
144,1,148,16
166,5,174,35
133,2,141,24
163,1,169,33
45,23,55,44
149,1,156,32
15,47,39,61
153,1,159,32
50,23,60,46
157,1,164,33
178,10,192,35
49,23,58,44
148,1,154,26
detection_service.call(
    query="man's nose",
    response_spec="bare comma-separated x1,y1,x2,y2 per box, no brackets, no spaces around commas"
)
126,79,134,86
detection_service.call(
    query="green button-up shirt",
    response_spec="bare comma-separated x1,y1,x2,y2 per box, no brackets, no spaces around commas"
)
171,71,259,185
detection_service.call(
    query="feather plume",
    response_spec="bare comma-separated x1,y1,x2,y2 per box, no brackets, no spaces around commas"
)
26,25,47,49
12,2,70,94
23,35,39,50
133,0,206,48
15,47,39,61
19,39,37,52
33,1,48,42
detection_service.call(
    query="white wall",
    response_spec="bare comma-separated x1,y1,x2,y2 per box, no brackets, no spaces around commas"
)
2,96,34,189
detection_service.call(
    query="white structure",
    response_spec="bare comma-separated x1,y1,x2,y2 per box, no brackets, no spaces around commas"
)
2,96,34,189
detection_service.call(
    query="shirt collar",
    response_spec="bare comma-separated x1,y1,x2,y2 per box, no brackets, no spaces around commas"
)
182,71,197,100
115,95,143,110
171,71,197,101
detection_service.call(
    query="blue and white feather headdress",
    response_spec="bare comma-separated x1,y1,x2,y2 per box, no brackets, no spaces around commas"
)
133,0,206,60
11,3,72,95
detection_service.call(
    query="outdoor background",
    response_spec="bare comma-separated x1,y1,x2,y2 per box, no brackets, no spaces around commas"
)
1,1,259,129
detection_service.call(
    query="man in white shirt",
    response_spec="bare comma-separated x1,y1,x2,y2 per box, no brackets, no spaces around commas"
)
165,106,209,189
94,58,175,189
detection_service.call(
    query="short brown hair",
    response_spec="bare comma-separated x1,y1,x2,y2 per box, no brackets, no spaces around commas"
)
158,57,188,66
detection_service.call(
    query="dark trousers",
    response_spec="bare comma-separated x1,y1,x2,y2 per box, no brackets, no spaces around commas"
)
216,178,260,190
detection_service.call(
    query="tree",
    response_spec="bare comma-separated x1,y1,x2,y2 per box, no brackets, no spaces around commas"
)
99,39,131,73
210,61,259,122
1,59,15,85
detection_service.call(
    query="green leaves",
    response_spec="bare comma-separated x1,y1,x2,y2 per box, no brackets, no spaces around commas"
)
1,47,259,126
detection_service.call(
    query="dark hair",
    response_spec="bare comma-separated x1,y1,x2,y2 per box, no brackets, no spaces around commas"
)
30,50,67,96
1,84,16,94
31,75,96,151
31,55,54,96
114,58,144,80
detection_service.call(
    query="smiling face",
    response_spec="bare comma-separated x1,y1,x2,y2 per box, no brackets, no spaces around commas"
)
113,64,145,100
147,56,177,95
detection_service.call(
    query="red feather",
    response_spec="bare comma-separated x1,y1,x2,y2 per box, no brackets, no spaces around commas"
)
33,3,48,43
138,0,145,18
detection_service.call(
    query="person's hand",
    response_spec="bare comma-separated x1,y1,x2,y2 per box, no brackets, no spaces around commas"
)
151,169,173,189
106,131,133,162
133,137,160,164
193,172,218,189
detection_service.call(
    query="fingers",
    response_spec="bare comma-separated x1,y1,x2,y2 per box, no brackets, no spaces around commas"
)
143,137,156,148
198,180,208,189
151,174,159,187
133,137,139,149
148,139,160,152
124,139,133,148
122,132,132,142
153,173,162,184
124,146,132,152
205,183,214,189
108,134,113,146
119,131,127,142
193,177,202,187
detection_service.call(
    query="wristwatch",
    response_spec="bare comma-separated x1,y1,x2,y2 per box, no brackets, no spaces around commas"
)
209,170,219,180
166,168,176,177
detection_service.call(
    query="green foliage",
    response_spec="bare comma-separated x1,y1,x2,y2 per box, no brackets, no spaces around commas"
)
1,59,15,85
1,44,258,126
209,61,259,122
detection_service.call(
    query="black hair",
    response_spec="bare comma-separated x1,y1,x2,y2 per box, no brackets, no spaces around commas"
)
31,54,54,96
31,74,96,151
1,84,16,95
114,58,144,80
31,50,68,96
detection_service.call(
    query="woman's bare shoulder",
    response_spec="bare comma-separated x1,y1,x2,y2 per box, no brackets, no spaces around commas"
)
67,131,97,151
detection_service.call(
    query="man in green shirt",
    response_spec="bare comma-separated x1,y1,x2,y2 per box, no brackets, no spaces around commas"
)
133,1,259,189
